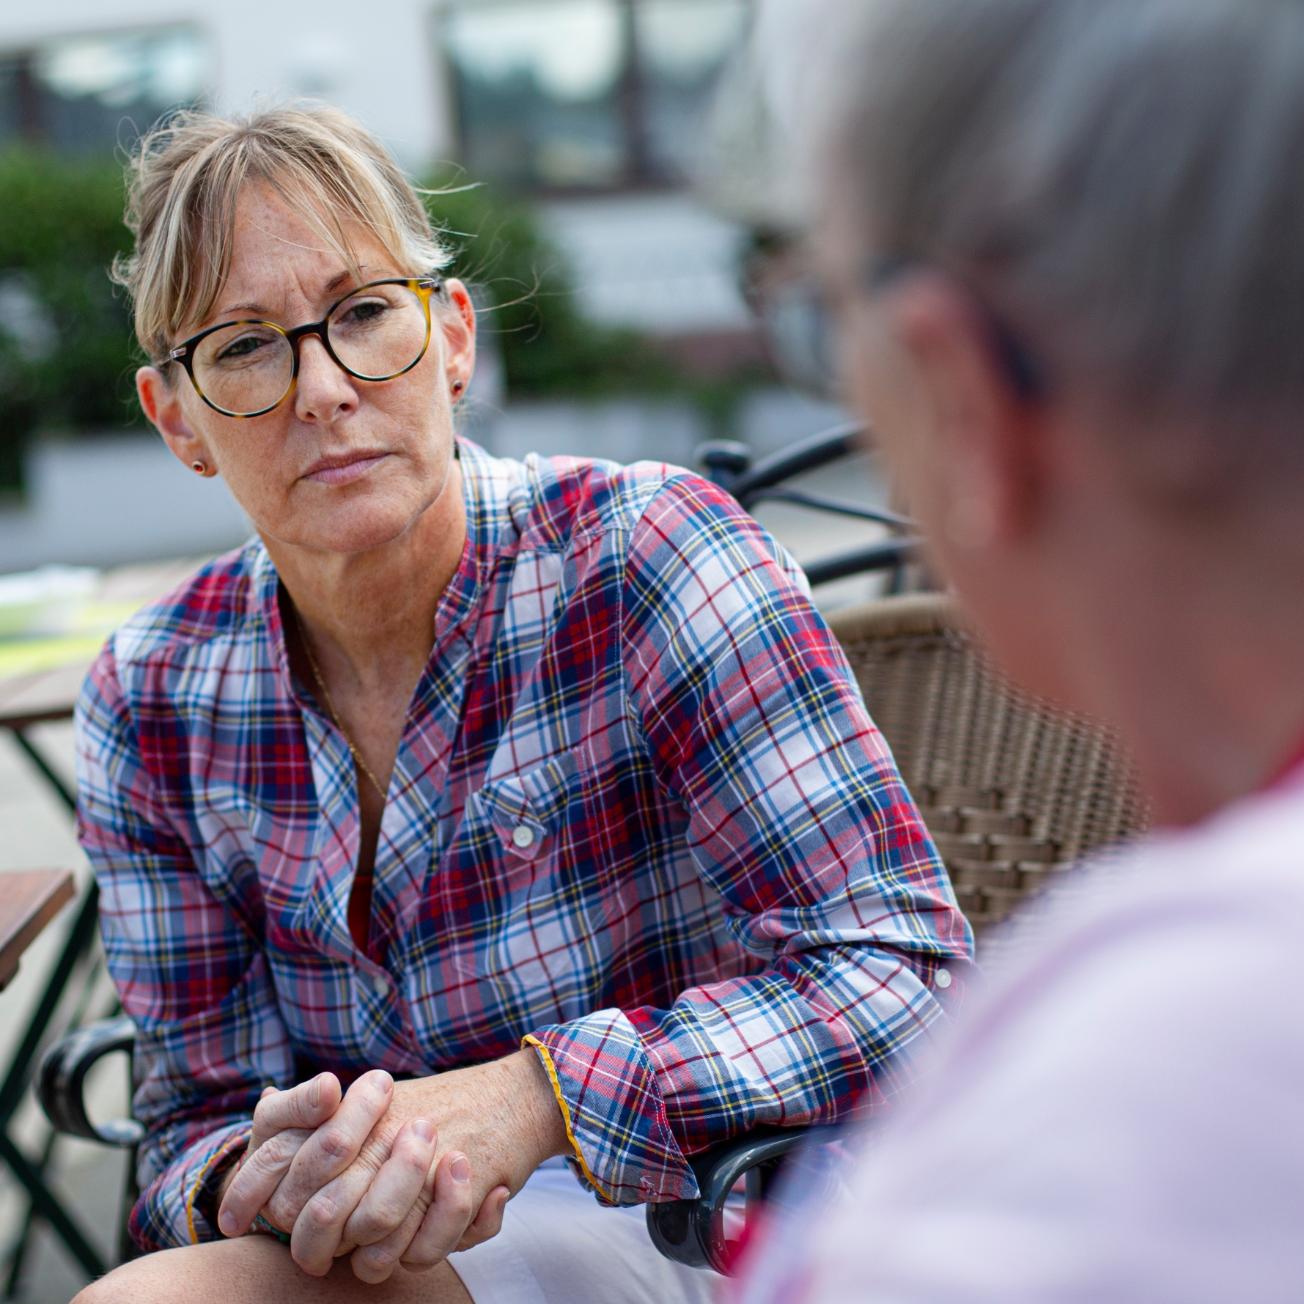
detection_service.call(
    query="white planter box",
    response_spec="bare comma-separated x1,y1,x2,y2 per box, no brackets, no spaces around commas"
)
0,390,850,576
0,432,251,572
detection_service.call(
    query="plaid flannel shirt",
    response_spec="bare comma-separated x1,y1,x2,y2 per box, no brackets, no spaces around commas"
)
75,439,973,1252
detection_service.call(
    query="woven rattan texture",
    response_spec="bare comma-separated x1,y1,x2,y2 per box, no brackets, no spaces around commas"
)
828,594,1148,947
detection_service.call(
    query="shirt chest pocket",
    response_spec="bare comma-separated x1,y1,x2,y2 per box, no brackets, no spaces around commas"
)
471,751,578,865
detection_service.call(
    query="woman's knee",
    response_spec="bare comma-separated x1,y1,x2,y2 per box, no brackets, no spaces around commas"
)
71,1259,150,1304
70,1239,475,1304
68,1240,275,1304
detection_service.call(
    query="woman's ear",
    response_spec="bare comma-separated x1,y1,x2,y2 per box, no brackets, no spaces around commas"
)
137,365,215,475
439,278,477,394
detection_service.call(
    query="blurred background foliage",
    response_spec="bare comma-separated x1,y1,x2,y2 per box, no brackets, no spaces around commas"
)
429,177,667,395
0,152,757,495
429,177,762,433
0,149,136,490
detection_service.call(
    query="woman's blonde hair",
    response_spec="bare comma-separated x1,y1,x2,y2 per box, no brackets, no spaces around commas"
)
112,103,451,362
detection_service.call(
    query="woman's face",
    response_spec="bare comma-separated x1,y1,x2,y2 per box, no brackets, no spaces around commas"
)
138,183,475,558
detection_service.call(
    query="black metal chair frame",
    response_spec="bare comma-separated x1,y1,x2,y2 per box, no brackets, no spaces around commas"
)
2,728,121,1295
695,422,920,588
35,423,910,1277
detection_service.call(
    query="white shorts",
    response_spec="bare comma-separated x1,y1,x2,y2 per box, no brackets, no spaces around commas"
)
448,1159,722,1304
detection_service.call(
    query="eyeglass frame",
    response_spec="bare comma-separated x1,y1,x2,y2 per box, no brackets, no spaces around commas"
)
155,276,446,419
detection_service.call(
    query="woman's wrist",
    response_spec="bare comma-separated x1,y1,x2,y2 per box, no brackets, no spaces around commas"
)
201,1142,249,1237
511,1046,570,1167
215,1145,292,1241
215,1151,244,1209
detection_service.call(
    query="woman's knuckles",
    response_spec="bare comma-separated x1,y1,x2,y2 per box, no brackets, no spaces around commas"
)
399,1145,433,1180
345,1186,425,1245
316,1127,354,1164
352,1245,398,1284
291,1249,334,1280
257,1129,301,1170
303,1192,340,1230
352,1133,400,1178
342,1212,389,1247
265,1195,299,1229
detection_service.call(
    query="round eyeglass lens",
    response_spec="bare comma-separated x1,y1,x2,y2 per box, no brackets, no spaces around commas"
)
328,281,430,382
190,282,431,416
193,323,294,416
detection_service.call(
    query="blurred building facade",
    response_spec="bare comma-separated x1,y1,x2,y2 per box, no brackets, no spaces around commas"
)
0,0,755,342
0,1,860,574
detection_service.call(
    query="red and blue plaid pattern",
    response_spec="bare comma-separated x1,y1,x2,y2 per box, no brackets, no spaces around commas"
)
75,439,973,1251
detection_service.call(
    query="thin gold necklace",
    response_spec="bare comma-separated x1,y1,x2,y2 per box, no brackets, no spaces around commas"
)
291,606,388,802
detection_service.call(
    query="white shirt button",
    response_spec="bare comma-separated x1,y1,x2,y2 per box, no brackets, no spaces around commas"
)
369,972,388,995
935,968,953,990
511,824,536,849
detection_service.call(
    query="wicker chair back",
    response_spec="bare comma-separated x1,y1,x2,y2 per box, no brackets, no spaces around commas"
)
828,593,1149,962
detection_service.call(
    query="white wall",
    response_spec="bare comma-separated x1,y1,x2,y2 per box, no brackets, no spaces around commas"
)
0,0,451,166
0,389,855,573
539,192,751,332
0,433,251,571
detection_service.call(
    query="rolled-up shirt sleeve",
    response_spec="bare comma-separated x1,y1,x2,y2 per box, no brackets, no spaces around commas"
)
75,643,292,1250
528,474,974,1204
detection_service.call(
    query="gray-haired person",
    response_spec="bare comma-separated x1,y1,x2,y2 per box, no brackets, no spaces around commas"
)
737,0,1304,1299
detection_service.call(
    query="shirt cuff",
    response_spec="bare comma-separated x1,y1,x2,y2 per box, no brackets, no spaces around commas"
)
526,1009,699,1206
175,1124,251,1246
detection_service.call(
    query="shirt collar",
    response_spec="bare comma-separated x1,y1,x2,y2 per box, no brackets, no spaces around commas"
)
246,435,514,687
433,436,503,644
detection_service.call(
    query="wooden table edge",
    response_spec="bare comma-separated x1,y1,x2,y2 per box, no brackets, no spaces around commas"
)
0,869,77,991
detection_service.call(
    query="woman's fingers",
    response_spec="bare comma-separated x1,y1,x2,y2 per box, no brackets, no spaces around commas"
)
216,1127,312,1237
341,1118,437,1248
262,1069,394,1229
389,1150,478,1274
248,1072,341,1152
219,1069,388,1236
455,1184,511,1252
289,1118,436,1278
346,1198,431,1285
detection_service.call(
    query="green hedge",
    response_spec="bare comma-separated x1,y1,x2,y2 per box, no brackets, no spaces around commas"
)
430,179,762,429
0,150,139,488
0,153,751,493
427,177,674,398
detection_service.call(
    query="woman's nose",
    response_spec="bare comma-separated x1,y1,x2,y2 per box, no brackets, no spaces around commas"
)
293,333,358,423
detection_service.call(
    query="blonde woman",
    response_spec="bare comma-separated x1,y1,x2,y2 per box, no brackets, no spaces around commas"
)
71,105,970,1304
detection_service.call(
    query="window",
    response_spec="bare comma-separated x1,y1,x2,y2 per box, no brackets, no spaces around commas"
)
439,0,749,192
0,27,207,155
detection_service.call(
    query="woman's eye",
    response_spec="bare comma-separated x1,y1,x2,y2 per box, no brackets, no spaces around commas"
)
339,299,388,327
216,334,270,363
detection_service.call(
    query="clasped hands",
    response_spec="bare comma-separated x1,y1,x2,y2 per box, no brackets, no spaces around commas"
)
216,1048,568,1283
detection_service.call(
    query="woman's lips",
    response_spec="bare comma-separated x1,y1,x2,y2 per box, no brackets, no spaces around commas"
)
302,451,389,486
